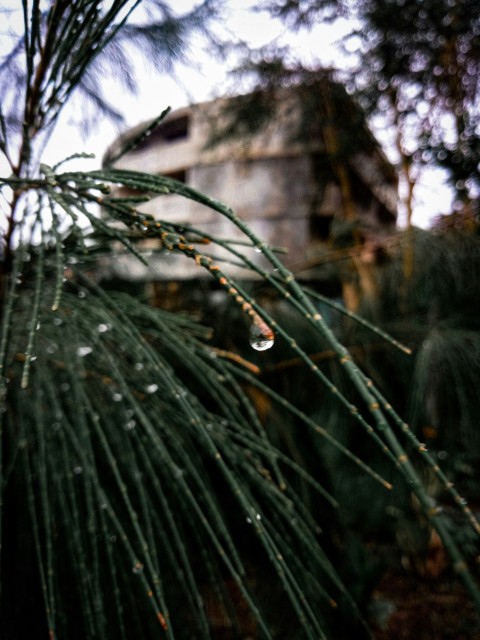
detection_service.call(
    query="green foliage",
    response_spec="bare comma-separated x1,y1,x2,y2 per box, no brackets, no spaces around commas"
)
255,0,480,210
356,229,480,494
3,274,350,638
350,0,480,205
258,0,345,26
1,2,480,639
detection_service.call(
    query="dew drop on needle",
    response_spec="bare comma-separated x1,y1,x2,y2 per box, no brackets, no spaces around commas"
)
249,315,274,351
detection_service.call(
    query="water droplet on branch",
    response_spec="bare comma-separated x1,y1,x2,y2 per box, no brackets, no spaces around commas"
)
76,346,92,357
249,315,274,351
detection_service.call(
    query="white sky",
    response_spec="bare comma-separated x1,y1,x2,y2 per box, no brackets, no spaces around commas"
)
44,1,354,164
2,0,455,227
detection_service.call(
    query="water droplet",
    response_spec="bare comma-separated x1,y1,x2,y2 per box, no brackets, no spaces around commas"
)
76,346,92,357
125,420,136,431
132,561,144,574
134,362,144,371
112,393,123,402
73,466,83,475
29,355,37,362
254,247,262,253
46,343,57,354
67,256,78,264
255,513,261,520
53,317,63,326
109,535,117,542
97,323,110,333
246,517,252,524
438,450,448,460
145,383,158,394
249,316,274,351
77,290,86,299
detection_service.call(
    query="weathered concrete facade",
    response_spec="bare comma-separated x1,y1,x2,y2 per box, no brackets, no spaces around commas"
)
103,83,398,282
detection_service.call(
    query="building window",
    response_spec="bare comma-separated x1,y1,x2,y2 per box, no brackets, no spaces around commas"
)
133,115,190,153
163,169,187,184
157,115,189,143
310,214,334,241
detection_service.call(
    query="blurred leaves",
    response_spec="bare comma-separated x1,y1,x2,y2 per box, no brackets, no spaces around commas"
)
350,0,480,206
253,0,479,212
0,0,224,154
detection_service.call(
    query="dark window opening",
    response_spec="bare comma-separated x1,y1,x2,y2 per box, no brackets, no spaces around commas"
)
348,172,373,208
133,115,190,152
157,115,189,143
376,200,397,224
163,169,187,184
310,214,334,241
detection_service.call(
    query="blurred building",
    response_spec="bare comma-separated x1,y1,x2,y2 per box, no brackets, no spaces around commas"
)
101,79,398,299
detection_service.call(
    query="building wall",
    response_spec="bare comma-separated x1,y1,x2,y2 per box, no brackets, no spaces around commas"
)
103,89,398,282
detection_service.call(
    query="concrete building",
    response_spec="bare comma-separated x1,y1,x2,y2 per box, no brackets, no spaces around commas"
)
102,80,398,289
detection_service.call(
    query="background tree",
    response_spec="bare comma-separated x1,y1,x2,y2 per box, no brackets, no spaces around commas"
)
257,0,480,222
351,0,480,217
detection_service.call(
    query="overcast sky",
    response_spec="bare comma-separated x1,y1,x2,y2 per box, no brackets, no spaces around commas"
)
3,1,454,227
43,1,355,163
